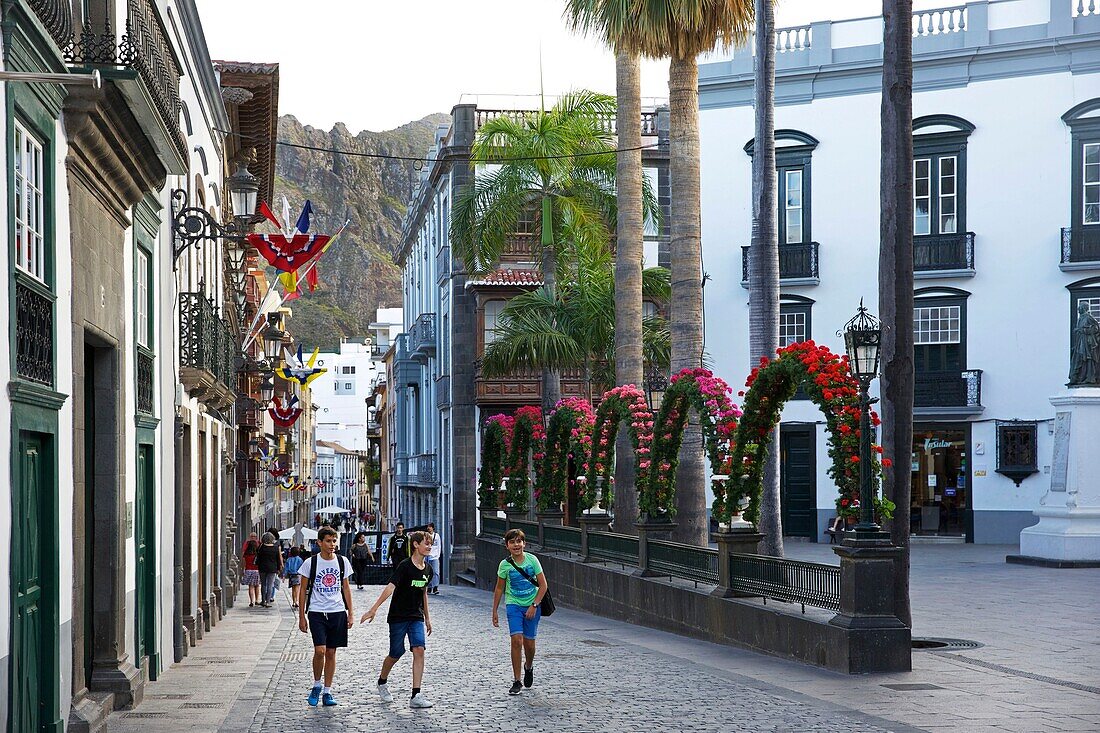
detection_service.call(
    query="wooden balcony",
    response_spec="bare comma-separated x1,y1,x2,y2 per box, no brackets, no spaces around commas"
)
475,364,594,406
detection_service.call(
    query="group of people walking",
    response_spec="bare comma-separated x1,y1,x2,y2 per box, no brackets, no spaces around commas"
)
291,526,549,709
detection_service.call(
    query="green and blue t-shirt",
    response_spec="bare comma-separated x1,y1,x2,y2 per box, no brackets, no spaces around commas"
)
497,553,543,606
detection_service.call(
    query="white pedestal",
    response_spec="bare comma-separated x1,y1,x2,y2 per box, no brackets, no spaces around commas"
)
1017,389,1100,564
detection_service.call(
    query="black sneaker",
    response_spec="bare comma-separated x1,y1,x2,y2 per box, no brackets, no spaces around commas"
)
523,666,533,688
508,680,523,696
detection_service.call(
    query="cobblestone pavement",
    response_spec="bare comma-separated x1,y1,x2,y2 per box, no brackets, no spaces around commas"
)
109,544,1100,732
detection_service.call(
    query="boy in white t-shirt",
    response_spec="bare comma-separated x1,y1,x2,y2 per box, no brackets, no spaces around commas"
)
297,527,353,707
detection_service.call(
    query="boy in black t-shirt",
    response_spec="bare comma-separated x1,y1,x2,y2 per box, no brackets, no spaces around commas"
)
387,523,409,565
361,530,434,709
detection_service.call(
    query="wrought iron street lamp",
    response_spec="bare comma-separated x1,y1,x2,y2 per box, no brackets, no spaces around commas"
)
171,159,259,269
644,369,669,410
841,301,886,538
262,315,286,362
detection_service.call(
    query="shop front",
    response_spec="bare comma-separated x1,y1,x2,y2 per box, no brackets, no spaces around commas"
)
911,424,972,541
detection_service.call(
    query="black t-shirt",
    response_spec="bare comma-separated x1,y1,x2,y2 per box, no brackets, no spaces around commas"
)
387,558,433,622
256,544,281,573
388,534,409,564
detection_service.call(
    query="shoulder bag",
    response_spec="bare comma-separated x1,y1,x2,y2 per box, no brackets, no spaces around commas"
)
506,556,554,617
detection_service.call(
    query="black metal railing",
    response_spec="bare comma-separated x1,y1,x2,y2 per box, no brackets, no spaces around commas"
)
16,280,54,386
414,453,438,485
914,232,975,272
482,515,507,536
179,292,235,391
511,519,540,539
64,0,186,162
542,525,582,553
474,108,658,137
436,246,451,281
915,369,982,408
741,242,820,282
587,531,640,565
648,540,719,584
29,0,73,49
136,349,154,414
409,313,437,355
1062,226,1100,264
728,553,840,611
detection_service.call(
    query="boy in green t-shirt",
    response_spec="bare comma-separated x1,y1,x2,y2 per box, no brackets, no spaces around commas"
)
491,528,548,696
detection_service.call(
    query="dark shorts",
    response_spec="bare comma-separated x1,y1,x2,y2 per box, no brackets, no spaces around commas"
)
308,611,348,649
387,619,426,659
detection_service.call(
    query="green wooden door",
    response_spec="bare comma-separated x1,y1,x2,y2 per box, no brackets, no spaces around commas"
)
9,432,52,731
780,426,817,538
135,444,157,678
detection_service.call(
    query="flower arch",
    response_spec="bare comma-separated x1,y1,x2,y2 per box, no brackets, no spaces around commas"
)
715,341,895,526
536,397,595,512
583,385,653,512
645,368,742,518
505,406,545,511
477,413,513,510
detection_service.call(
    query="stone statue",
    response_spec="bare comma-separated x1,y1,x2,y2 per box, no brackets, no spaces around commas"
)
1069,302,1100,386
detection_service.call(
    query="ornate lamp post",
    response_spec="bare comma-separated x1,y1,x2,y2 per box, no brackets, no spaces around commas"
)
171,159,259,269
842,301,886,539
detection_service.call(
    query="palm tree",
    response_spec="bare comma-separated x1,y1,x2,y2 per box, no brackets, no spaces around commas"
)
879,0,915,626
451,91,621,413
564,2,647,532
749,0,783,556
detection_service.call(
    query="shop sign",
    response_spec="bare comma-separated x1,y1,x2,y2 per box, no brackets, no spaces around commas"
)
923,438,953,451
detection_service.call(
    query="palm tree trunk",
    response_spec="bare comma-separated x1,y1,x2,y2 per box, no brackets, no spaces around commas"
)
541,195,562,414
879,0,915,627
750,0,783,557
613,49,643,533
668,54,706,545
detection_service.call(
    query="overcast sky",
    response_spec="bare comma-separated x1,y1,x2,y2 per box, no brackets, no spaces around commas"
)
194,0,940,133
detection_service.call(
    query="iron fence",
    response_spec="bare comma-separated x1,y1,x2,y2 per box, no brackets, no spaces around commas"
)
587,531,640,566
482,516,507,537
648,540,719,585
728,553,841,612
136,349,154,414
15,279,54,386
541,525,582,553
28,0,73,49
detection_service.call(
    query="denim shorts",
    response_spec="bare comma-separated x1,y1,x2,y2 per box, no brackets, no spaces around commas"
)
388,619,426,659
505,603,541,639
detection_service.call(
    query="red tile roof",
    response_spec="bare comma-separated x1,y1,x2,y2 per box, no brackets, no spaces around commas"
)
467,269,543,287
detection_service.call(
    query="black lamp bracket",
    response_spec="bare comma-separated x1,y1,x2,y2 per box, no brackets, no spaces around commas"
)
171,188,249,268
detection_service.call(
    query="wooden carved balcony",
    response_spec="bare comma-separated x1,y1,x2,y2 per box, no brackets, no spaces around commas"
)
475,363,594,406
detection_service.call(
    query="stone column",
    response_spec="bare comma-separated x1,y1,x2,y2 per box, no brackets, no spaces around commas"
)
712,528,764,598
503,508,527,530
633,519,677,577
578,512,611,562
829,537,911,672
535,510,564,547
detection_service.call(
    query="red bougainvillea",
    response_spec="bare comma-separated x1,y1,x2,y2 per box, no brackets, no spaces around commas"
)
504,406,544,511
477,414,513,510
537,397,595,512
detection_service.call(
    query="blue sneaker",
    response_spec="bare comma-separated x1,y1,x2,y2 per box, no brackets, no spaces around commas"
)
322,692,338,706
308,686,321,706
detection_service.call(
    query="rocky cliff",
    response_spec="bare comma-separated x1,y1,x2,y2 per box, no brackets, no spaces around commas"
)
272,113,448,349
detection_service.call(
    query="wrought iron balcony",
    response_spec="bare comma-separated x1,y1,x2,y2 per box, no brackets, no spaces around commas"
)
28,0,74,49
741,242,820,285
1061,226,1100,269
914,369,982,412
914,232,975,276
136,348,154,415
64,0,187,169
15,278,54,387
435,375,451,408
235,397,262,430
474,108,658,137
436,246,451,282
179,292,236,407
412,453,438,487
409,313,437,359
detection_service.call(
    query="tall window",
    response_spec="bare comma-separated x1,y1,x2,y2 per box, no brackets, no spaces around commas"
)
136,248,150,348
1084,143,1100,225
744,130,817,247
484,300,505,347
14,121,45,282
913,293,967,375
782,168,804,244
912,116,973,237
780,297,813,398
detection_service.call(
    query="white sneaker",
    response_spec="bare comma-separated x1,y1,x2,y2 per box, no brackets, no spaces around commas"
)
377,683,393,703
410,693,433,709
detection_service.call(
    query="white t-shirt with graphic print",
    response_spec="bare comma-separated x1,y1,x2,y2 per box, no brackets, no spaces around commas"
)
298,554,348,613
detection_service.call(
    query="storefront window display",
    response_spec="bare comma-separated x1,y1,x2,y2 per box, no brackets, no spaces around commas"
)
911,427,969,537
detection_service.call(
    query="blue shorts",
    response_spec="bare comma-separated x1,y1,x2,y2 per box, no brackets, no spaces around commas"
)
308,611,348,649
505,603,541,639
388,619,426,659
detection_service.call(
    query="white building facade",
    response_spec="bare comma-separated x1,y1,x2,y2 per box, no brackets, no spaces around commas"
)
312,339,381,452
699,0,1096,543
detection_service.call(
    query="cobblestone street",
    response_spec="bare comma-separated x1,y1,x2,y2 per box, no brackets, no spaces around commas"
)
107,545,1100,732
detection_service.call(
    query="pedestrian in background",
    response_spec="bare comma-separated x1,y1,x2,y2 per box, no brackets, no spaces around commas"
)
257,532,283,608
297,527,353,707
350,531,376,590
492,528,548,695
284,545,305,610
241,532,261,607
387,522,408,566
425,522,442,595
361,530,434,709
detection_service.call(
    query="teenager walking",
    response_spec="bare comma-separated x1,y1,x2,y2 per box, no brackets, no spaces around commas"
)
387,522,408,565
361,530,434,709
425,523,442,595
492,528,548,695
284,546,306,610
256,532,283,608
241,532,261,607
350,532,376,590
297,527,353,707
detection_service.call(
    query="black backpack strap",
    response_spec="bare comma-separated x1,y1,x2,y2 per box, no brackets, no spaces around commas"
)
305,556,319,613
506,556,539,586
337,555,350,611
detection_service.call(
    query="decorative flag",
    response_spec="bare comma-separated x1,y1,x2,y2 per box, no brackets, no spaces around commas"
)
258,200,283,230
268,465,289,479
269,395,303,428
295,200,314,234
247,232,331,272
275,345,327,387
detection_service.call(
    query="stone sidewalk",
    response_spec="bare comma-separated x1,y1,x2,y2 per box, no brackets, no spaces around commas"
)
107,544,1100,732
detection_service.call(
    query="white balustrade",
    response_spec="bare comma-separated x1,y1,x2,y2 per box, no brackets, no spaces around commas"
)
913,6,968,36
